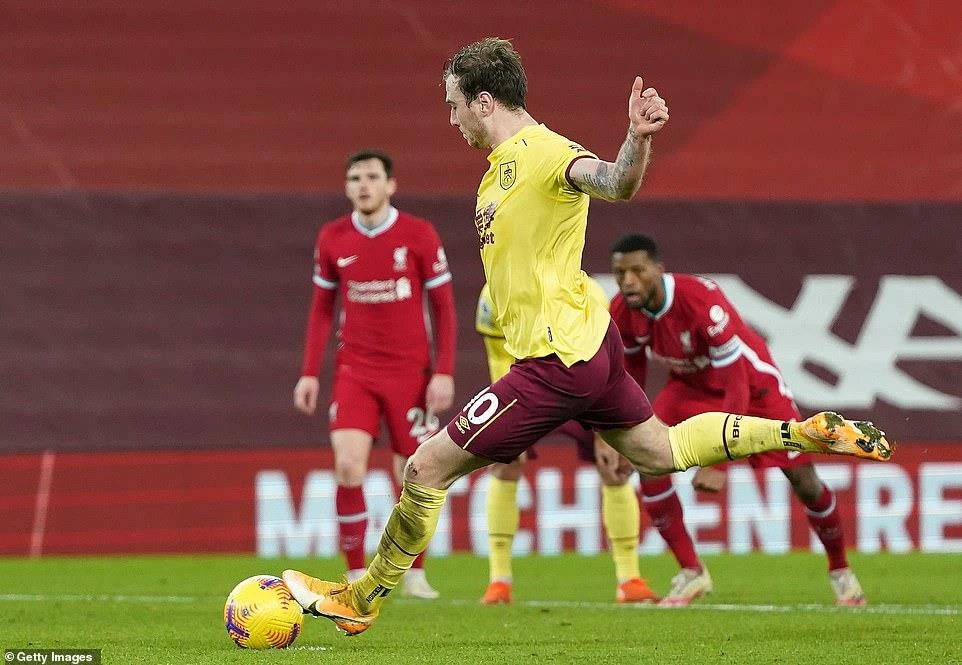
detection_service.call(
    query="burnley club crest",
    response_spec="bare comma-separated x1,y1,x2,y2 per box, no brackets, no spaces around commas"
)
499,161,517,190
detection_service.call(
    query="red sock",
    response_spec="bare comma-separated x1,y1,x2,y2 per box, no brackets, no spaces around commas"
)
411,552,425,570
335,485,367,571
640,476,702,571
803,485,848,571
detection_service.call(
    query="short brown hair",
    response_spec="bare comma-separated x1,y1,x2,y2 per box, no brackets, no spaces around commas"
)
345,149,393,178
442,37,527,110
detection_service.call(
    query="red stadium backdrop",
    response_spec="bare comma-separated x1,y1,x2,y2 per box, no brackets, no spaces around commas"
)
3,1,961,200
2,444,960,556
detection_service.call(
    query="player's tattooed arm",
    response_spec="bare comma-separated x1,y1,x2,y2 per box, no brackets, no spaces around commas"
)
568,134,652,201
569,76,667,201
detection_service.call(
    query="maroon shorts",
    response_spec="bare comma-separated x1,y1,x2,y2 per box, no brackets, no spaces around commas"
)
446,320,653,464
653,378,808,470
329,364,434,457
525,420,596,463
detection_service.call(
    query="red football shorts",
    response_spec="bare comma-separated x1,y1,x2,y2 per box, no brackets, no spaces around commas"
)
329,364,434,457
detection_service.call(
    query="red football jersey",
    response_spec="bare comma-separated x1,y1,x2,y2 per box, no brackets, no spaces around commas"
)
310,208,452,374
610,273,793,403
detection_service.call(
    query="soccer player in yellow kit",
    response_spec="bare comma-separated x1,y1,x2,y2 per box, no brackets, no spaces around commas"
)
477,280,658,605
283,37,893,635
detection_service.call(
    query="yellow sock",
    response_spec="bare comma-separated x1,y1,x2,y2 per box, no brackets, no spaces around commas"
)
668,412,820,469
486,477,519,581
351,482,446,613
602,483,640,583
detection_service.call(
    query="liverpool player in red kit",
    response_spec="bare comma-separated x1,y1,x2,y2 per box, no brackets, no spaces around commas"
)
293,150,456,599
610,234,867,606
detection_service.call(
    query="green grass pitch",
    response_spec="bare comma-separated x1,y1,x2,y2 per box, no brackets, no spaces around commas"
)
1,553,959,664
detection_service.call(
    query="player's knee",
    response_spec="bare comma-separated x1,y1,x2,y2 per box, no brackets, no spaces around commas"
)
493,458,524,481
403,436,465,488
334,457,367,485
403,451,436,485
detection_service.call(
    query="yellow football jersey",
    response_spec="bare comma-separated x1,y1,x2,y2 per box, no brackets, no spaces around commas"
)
477,278,609,382
475,124,609,366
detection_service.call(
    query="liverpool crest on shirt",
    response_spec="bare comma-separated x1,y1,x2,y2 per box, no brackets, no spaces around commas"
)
393,246,408,271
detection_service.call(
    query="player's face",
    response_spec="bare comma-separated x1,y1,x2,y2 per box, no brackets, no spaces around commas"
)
445,75,487,149
345,158,396,215
612,250,665,310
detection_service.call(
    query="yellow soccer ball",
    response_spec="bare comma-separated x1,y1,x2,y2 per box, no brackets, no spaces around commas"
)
224,574,304,649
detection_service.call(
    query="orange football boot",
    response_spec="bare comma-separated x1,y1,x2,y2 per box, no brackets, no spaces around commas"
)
480,581,512,605
796,412,893,461
616,577,660,604
282,570,377,636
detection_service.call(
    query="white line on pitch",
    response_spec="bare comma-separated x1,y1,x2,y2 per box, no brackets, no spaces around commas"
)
1,594,958,617
399,598,961,617
517,599,961,616
0,593,198,603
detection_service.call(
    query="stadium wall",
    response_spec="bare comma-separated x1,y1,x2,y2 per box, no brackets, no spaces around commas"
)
2,444,960,556
2,192,960,555
2,192,960,453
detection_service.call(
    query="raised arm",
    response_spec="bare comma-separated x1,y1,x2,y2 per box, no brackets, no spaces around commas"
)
568,76,669,201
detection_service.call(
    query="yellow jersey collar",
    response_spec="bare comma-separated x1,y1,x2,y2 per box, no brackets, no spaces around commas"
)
488,123,545,164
